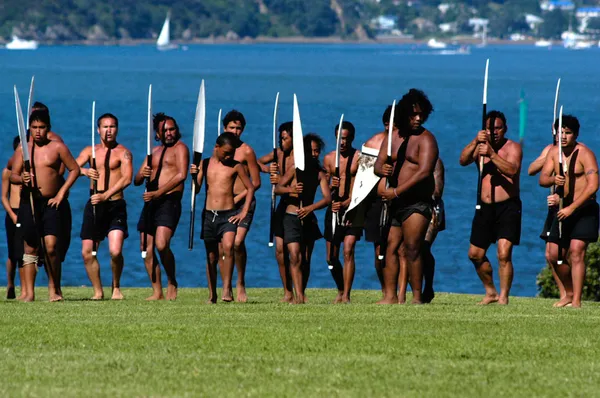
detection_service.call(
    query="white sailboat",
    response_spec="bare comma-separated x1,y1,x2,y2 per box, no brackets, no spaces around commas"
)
5,35,38,50
427,38,447,49
157,12,178,51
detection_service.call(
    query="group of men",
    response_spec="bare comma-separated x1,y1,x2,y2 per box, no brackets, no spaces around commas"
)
3,88,598,307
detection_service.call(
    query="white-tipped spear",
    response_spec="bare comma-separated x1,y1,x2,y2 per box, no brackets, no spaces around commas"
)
557,105,564,265
26,76,35,128
553,78,561,141
188,80,206,250
476,59,490,211
330,113,344,245
268,92,279,247
378,99,396,261
141,85,152,259
91,101,98,256
217,108,222,136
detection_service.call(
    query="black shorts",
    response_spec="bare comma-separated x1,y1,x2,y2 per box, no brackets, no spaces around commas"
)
540,207,558,242
283,213,323,245
18,196,64,249
236,197,256,230
390,199,433,227
5,208,23,265
201,208,238,243
364,196,384,243
324,207,362,243
272,200,286,239
548,200,599,245
470,197,522,249
137,191,183,235
80,199,129,241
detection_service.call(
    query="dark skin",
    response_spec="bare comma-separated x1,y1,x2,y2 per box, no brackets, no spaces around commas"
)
459,116,522,305
539,126,599,308
374,104,439,304
11,120,80,302
134,119,189,301
258,131,295,302
323,128,359,304
76,116,133,300
191,142,254,303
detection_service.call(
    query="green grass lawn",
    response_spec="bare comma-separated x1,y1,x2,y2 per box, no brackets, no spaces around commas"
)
2,288,600,397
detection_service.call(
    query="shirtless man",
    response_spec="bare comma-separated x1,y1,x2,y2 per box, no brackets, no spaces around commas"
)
135,115,189,301
363,105,392,291
192,132,255,303
2,136,23,299
258,121,295,302
528,135,568,301
76,113,133,300
375,89,439,305
324,121,361,303
219,110,261,302
459,110,523,305
275,134,331,304
539,115,599,308
11,110,80,302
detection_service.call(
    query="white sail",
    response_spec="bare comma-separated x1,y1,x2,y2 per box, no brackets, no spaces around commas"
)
157,12,177,50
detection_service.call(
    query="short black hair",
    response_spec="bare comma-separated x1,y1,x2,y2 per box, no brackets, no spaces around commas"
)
486,110,507,129
97,113,118,128
395,89,434,129
334,121,355,141
216,131,239,147
32,102,48,112
12,135,20,150
278,121,293,150
555,114,580,136
29,109,51,130
223,110,246,130
305,133,325,153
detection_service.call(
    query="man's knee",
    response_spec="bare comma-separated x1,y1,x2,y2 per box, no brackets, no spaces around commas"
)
403,241,421,262
234,240,246,253
109,247,123,260
81,247,94,263
468,247,485,265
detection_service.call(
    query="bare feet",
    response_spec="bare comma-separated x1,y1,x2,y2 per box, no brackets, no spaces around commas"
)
498,296,509,305
342,295,351,304
398,296,406,304
145,293,165,301
553,296,573,308
410,299,423,305
21,295,34,302
6,287,16,299
49,294,63,302
90,294,104,301
570,300,581,308
206,298,217,304
280,294,294,303
236,285,247,303
166,285,178,301
377,296,398,305
478,294,499,305
111,288,124,300
293,296,305,304
333,292,343,304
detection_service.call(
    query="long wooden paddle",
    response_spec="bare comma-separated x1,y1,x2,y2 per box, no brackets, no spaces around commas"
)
188,80,206,250
268,92,279,247
141,85,152,259
476,59,489,211
90,101,98,256
378,100,395,261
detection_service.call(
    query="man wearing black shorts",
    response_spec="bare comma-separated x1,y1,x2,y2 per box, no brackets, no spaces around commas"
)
324,121,361,303
460,110,523,305
192,132,255,303
258,122,295,302
11,110,80,302
539,115,599,308
135,114,189,301
76,113,133,300
275,134,331,304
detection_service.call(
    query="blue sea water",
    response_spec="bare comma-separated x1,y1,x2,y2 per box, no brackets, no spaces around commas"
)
0,43,599,297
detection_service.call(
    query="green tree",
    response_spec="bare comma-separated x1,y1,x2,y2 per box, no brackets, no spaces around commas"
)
539,9,568,39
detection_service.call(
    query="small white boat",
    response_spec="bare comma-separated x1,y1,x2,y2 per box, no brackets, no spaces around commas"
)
157,12,178,51
427,38,447,49
534,40,552,47
5,36,38,50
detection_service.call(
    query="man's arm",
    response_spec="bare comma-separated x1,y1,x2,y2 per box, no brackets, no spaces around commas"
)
51,144,81,205
257,150,275,173
10,149,24,185
391,135,439,197
134,151,151,186
297,170,332,219
488,141,522,179
99,149,133,200
539,149,557,188
1,168,16,223
433,158,445,199
230,165,255,222
234,148,262,203
374,132,390,177
154,144,189,197
75,146,92,178
459,137,478,166
274,166,296,195
528,145,552,176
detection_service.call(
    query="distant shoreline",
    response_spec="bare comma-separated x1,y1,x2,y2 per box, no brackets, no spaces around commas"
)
1,36,554,46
